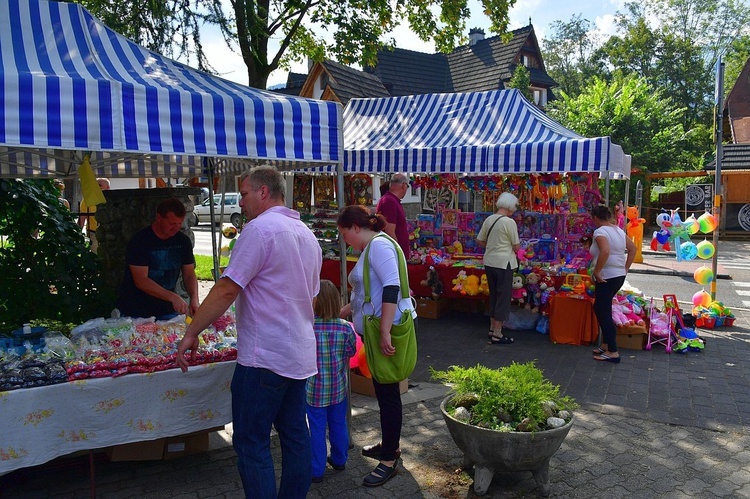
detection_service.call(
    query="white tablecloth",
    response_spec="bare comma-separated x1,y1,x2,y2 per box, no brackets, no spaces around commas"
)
0,361,235,474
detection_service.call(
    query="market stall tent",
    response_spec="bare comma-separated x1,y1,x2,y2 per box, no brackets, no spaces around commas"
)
307,89,629,178
0,0,343,179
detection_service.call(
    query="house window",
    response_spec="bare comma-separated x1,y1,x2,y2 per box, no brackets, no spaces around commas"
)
531,87,546,107
522,55,529,67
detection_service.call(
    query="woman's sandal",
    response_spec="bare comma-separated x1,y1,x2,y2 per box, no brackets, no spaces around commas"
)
593,353,621,363
592,347,607,355
489,335,514,345
363,461,398,487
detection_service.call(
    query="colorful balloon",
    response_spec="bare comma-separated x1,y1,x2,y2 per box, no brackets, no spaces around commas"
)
697,212,717,234
696,240,715,260
693,266,714,286
679,241,698,260
692,289,711,308
685,215,699,235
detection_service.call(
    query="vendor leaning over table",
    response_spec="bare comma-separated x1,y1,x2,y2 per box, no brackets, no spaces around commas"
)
116,197,200,320
177,167,322,498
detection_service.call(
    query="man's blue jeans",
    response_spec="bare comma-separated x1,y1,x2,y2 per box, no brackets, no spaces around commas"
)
231,365,311,498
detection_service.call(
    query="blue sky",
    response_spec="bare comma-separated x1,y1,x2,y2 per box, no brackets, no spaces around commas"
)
201,0,627,88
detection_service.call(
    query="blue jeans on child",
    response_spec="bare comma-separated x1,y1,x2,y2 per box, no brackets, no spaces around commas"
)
306,398,349,478
231,365,311,498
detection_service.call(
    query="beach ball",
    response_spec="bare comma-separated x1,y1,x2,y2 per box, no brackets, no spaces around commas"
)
693,266,714,286
357,347,371,378
696,240,715,260
679,241,698,260
685,215,700,235
692,289,711,308
697,212,717,234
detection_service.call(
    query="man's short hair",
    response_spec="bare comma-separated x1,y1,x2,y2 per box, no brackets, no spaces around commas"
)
157,197,186,218
242,166,285,202
390,174,408,185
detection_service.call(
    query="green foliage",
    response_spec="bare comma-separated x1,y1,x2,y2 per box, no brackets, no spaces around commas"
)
0,179,113,334
432,362,577,432
541,15,608,97
77,0,518,89
547,74,711,174
194,254,229,281
507,64,532,101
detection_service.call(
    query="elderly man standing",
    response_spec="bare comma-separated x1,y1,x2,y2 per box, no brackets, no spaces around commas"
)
376,173,410,257
177,167,322,499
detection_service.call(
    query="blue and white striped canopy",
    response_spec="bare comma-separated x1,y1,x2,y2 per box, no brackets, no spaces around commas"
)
307,89,629,178
0,0,342,178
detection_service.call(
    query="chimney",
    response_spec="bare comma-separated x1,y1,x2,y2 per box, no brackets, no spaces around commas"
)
469,28,485,46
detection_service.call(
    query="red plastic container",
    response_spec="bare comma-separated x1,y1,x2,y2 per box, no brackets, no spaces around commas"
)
724,317,735,327
695,316,705,327
702,317,716,329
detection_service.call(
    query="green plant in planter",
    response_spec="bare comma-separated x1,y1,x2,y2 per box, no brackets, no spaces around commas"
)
432,362,578,432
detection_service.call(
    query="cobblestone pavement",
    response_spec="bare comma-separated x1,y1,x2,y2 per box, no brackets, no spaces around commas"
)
3,245,750,498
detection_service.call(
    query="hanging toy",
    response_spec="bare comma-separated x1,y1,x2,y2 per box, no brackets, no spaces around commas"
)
693,266,714,286
696,240,715,260
697,212,718,234
684,214,700,235
678,241,698,261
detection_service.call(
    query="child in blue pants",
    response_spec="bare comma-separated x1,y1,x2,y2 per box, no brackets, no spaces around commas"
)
306,280,357,483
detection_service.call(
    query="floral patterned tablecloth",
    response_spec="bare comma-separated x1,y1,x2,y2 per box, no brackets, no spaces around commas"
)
0,361,235,474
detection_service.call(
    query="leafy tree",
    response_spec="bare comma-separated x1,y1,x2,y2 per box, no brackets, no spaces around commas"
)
0,180,113,334
74,0,519,89
597,0,750,125
547,74,709,175
541,15,607,97
507,64,532,101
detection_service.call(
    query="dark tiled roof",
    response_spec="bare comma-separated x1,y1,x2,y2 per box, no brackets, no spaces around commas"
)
321,60,390,104
448,27,529,92
270,86,302,96
706,143,750,171
287,72,308,87
367,25,556,96
366,49,451,96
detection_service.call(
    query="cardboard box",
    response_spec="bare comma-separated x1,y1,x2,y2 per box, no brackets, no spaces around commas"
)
107,438,166,462
162,430,211,460
416,297,447,319
616,332,646,350
350,371,408,397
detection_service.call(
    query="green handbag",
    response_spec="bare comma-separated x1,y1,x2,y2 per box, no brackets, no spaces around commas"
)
361,234,418,384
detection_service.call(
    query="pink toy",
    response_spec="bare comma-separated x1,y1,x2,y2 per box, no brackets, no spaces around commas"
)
511,273,527,307
611,298,630,327
617,295,645,326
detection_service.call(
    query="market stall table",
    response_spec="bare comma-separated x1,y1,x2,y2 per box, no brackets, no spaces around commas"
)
0,361,234,475
549,293,599,345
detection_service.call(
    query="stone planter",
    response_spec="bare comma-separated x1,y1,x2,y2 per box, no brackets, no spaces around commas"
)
440,395,573,496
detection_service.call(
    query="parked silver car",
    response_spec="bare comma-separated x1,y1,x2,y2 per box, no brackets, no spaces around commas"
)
193,193,243,227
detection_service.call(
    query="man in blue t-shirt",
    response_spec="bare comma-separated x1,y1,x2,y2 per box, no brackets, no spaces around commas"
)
116,198,199,319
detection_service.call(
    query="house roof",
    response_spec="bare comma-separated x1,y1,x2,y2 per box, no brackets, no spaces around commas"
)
706,143,750,172
320,60,390,105
366,49,451,96
368,25,557,96
724,56,750,143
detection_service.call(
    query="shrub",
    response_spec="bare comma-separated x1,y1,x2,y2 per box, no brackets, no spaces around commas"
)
432,362,578,432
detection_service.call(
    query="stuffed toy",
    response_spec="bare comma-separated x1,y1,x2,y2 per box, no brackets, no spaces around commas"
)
511,273,526,307
618,295,645,326
524,272,541,312
479,274,490,295
612,298,630,327
420,266,443,299
452,270,468,293
464,274,481,296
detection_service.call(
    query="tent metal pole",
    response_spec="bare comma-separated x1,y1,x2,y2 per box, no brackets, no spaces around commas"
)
206,158,220,282
604,175,610,206
336,169,347,305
